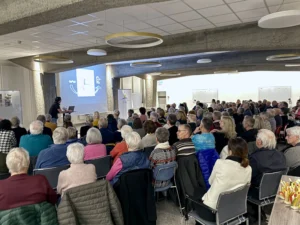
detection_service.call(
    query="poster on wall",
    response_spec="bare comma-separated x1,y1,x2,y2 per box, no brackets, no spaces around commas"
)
0,90,22,123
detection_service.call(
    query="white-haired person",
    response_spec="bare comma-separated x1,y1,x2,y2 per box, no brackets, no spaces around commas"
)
150,112,162,128
114,119,127,143
84,127,106,161
0,148,57,210
44,114,57,133
106,132,150,185
57,143,97,196
80,115,94,138
284,127,300,168
35,127,70,169
249,129,286,189
11,116,27,147
110,125,133,164
20,120,53,157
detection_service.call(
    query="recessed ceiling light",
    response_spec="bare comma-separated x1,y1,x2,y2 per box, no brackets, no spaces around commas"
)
131,62,162,68
266,54,300,61
147,72,162,76
259,10,300,29
214,70,238,74
87,49,107,56
285,64,300,67
197,58,212,64
159,72,181,77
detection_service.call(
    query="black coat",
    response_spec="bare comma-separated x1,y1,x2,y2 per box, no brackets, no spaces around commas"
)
213,132,229,154
239,129,258,143
114,169,156,225
168,126,179,146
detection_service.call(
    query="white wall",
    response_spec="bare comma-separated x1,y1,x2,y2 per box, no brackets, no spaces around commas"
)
0,63,41,128
157,71,300,109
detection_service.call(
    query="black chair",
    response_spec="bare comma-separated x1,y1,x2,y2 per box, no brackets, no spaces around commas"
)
288,165,300,176
33,164,70,189
28,156,38,175
248,169,288,225
143,145,155,158
188,184,250,225
85,156,111,179
0,173,10,180
105,143,115,155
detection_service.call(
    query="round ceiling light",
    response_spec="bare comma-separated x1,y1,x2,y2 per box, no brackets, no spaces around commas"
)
131,62,162,68
258,10,300,28
266,54,300,61
285,64,300,67
33,56,74,64
87,49,107,56
197,58,212,64
105,32,163,48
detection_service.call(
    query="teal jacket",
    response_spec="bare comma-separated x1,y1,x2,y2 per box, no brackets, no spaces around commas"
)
0,201,58,225
20,134,53,157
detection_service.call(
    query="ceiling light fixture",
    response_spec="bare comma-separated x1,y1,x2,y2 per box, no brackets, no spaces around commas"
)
214,70,238,74
105,32,163,48
159,72,181,77
131,62,162,68
258,10,300,29
87,49,107,56
33,56,74,64
266,54,300,61
147,72,162,76
285,64,300,67
197,59,212,64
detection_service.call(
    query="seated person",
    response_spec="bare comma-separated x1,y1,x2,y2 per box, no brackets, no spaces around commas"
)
11,116,27,146
66,127,79,145
187,112,197,133
107,114,118,132
274,108,283,128
192,118,215,151
139,107,147,123
36,115,52,137
194,138,251,222
80,115,93,138
284,127,300,168
239,116,258,143
44,114,57,132
149,127,176,188
0,119,17,154
157,108,167,125
167,114,179,146
260,112,272,131
127,109,134,126
20,120,53,157
57,143,97,196
63,114,73,129
110,125,133,164
106,132,150,185
212,111,222,130
98,117,115,144
35,127,70,169
84,128,106,161
114,119,127,143
267,109,276,133
0,148,57,210
141,120,157,148
176,111,187,125
173,124,196,157
92,111,100,127
150,112,162,128
132,118,145,138
249,129,287,189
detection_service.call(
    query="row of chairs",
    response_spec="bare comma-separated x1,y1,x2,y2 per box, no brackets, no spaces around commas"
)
187,169,288,225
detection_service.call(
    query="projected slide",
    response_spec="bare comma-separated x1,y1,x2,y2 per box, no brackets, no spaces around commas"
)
76,69,95,97
59,64,107,114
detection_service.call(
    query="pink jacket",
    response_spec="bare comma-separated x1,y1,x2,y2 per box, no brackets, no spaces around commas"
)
84,144,107,161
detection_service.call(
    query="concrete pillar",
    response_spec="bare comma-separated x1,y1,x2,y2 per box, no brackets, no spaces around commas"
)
106,65,114,112
112,77,121,111
145,76,154,108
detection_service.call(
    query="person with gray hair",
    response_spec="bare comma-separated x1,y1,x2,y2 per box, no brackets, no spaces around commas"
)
106,132,150,185
249,129,286,188
45,114,57,133
66,127,78,145
113,109,120,122
239,116,258,143
212,111,222,130
57,143,97,196
35,127,70,169
284,127,300,168
149,127,176,188
98,117,115,144
11,116,27,146
150,112,162,128
114,119,128,142
84,127,107,160
80,115,94,138
267,108,276,133
0,147,57,210
36,115,53,138
110,125,133,164
20,120,53,157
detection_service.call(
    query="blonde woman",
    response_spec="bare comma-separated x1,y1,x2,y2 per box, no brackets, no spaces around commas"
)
267,109,276,132
93,111,100,127
260,112,272,131
211,116,237,154
176,111,187,125
253,115,264,130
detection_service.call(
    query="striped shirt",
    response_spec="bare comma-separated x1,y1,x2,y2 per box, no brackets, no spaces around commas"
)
172,138,195,157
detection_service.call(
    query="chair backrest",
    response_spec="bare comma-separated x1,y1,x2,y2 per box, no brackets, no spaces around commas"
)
275,126,282,138
33,164,70,189
259,170,287,200
105,143,115,155
153,161,177,182
247,141,257,155
216,184,250,225
143,145,155,158
0,173,10,180
85,155,111,179
288,165,300,176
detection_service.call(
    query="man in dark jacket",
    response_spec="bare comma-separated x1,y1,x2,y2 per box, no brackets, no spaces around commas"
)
239,116,258,143
249,129,287,188
167,114,179,146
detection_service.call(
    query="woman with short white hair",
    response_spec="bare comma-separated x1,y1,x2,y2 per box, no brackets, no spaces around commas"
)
106,132,150,185
79,115,94,138
84,127,107,160
57,143,97,196
110,125,133,164
284,127,300,168
0,148,57,210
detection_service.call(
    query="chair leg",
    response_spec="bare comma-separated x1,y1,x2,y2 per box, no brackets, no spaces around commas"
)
174,185,183,215
258,205,261,225
246,218,249,225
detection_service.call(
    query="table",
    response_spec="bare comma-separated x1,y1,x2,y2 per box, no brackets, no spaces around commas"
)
269,175,300,225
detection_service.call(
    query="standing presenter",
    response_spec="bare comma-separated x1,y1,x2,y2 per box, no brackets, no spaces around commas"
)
49,97,72,124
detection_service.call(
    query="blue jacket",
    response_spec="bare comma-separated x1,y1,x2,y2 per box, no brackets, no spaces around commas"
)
112,150,150,185
20,134,53,157
196,149,219,189
100,128,115,144
35,144,70,169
